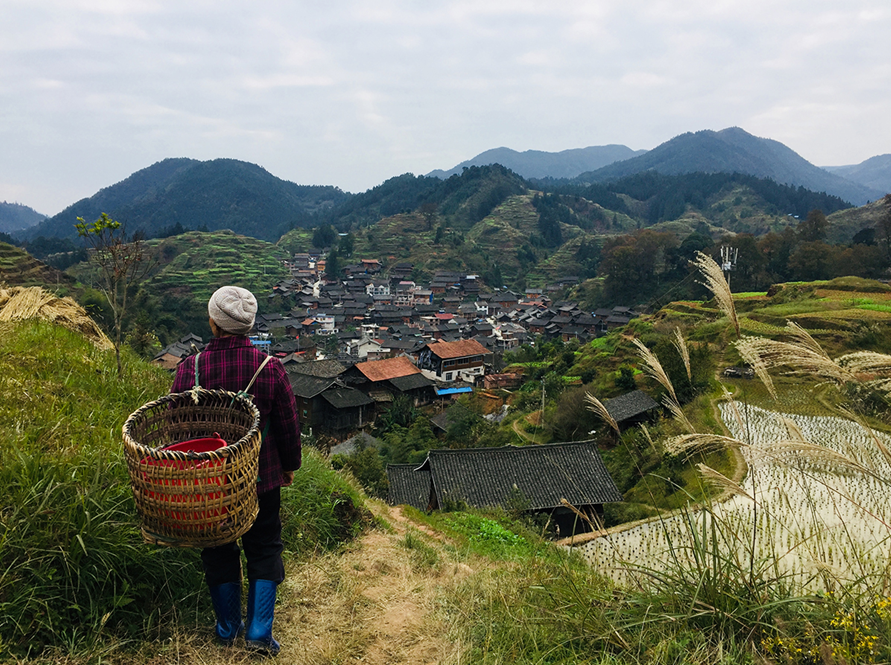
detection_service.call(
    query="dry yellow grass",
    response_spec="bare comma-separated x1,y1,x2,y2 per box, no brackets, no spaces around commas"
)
0,286,111,350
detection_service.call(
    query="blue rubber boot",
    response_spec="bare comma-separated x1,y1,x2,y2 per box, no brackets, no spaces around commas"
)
245,579,281,655
208,582,243,645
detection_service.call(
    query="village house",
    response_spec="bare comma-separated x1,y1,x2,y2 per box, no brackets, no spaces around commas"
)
387,440,623,536
343,356,434,407
601,390,661,431
416,339,489,383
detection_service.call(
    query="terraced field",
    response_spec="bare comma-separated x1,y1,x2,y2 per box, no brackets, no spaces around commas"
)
150,231,289,302
0,242,73,289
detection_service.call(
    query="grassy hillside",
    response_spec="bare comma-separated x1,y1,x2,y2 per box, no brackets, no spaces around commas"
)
0,313,368,659
10,279,891,662
825,194,891,243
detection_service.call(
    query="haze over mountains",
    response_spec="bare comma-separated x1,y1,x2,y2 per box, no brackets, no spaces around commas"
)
823,154,891,194
431,128,888,206
426,145,647,180
12,127,891,243
0,202,47,234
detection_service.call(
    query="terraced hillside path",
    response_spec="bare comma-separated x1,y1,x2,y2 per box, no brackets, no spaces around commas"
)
168,503,472,665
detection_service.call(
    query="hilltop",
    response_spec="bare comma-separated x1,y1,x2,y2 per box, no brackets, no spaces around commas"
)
24,158,349,242
0,201,46,233
824,153,891,194
576,127,884,205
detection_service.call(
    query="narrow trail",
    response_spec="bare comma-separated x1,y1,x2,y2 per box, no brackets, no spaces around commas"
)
157,503,473,665
276,503,468,664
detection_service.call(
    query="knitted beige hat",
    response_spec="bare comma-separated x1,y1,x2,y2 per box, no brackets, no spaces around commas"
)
208,286,257,335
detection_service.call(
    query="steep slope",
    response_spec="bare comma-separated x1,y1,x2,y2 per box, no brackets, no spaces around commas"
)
579,128,883,206
824,154,891,196
427,144,646,180
25,158,349,242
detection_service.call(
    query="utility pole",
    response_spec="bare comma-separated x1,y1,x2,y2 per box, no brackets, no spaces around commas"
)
720,246,738,291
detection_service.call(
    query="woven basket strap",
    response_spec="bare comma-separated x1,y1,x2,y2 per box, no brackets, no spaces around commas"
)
244,355,274,395
229,355,274,407
193,352,202,388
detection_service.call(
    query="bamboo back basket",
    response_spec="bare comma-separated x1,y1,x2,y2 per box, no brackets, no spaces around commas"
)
122,388,262,548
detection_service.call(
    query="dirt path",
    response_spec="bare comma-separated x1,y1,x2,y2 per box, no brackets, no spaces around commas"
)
275,503,468,664
511,410,542,442
148,503,471,665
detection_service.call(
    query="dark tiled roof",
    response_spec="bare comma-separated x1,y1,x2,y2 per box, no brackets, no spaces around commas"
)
287,359,347,378
289,374,336,399
387,464,431,510
321,387,375,409
602,390,660,422
419,441,622,511
389,373,434,392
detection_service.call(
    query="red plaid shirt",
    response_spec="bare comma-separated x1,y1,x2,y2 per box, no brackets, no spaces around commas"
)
171,336,301,494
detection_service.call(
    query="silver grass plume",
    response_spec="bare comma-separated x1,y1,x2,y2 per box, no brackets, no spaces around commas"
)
632,338,678,404
585,393,620,434
760,440,879,480
665,433,744,456
720,383,746,434
663,395,695,434
735,323,859,395
692,250,739,338
632,337,693,432
837,350,891,376
836,405,891,469
836,351,891,396
672,327,692,382
640,423,657,451
697,464,753,501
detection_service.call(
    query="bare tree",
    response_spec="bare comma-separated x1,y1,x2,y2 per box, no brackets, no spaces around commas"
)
75,213,156,375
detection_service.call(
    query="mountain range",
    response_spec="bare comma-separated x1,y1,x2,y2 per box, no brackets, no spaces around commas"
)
13,127,891,244
823,154,891,194
431,129,889,207
572,128,884,206
426,145,647,180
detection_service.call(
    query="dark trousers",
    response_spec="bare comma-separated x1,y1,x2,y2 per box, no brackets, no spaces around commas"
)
201,488,285,587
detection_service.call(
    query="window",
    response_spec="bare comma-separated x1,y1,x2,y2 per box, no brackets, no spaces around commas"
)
445,372,453,381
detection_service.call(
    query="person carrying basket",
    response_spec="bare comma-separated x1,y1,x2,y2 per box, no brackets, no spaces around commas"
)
171,285,301,655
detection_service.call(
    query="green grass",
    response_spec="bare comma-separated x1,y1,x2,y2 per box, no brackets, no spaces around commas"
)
0,319,369,659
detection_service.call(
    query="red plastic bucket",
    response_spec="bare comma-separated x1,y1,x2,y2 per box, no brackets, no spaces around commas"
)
140,436,229,527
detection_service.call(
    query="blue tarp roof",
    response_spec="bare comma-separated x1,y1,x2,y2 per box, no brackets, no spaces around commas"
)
435,386,473,396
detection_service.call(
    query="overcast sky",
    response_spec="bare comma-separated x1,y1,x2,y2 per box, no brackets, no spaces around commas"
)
2,1,890,216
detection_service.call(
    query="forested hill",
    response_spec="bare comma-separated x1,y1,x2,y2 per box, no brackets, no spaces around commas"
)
575,127,885,206
318,165,528,230
0,202,46,234
24,158,349,242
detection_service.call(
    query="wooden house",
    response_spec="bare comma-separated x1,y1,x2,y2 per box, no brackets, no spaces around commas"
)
388,441,623,536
